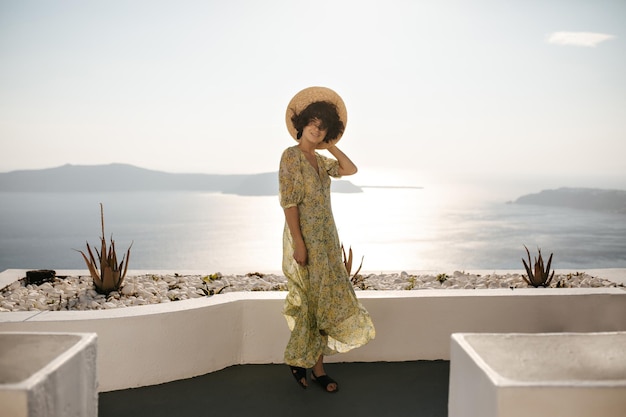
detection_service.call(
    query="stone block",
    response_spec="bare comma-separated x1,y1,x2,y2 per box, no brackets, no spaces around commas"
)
449,332,626,417
0,332,97,417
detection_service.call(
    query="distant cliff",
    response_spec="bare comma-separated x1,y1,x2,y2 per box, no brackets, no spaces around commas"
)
513,187,626,213
0,163,363,195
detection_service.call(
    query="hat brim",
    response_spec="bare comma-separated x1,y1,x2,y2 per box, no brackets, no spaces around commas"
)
285,86,348,143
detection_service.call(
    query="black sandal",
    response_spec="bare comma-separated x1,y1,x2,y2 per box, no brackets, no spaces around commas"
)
289,366,307,389
311,372,339,393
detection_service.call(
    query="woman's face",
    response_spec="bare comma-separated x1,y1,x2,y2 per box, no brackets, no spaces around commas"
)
301,118,327,144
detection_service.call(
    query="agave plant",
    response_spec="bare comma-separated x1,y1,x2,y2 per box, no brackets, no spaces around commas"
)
341,243,364,285
76,204,132,295
521,245,555,287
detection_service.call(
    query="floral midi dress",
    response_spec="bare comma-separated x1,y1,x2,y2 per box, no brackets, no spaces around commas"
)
279,145,375,368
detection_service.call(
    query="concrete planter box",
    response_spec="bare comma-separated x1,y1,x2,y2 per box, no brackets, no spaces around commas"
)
0,332,97,417
449,332,626,417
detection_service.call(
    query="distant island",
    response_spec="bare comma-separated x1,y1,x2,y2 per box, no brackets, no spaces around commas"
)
0,163,417,196
513,187,626,213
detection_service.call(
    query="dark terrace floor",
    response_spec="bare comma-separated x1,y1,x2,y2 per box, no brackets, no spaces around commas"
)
99,360,450,417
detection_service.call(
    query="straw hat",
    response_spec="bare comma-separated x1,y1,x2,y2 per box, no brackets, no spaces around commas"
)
285,86,348,142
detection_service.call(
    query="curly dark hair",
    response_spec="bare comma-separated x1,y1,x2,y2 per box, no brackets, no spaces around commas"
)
290,101,345,143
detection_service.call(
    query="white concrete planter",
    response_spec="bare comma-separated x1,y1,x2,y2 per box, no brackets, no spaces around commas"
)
0,332,97,417
449,332,626,417
1,269,625,392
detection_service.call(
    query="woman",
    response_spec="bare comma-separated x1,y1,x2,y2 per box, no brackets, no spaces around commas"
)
279,86,375,393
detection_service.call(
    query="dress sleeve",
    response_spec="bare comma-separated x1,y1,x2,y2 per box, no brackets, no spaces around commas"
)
279,147,304,209
319,154,341,178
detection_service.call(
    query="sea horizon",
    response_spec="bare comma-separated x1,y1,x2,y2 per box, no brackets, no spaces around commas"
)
1,179,625,275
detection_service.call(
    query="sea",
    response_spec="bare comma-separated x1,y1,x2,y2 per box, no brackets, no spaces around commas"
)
1,182,626,274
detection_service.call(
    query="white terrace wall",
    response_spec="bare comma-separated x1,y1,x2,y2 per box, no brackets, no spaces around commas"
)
1,280,625,392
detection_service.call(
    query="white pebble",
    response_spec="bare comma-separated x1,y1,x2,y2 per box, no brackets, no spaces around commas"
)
121,284,135,296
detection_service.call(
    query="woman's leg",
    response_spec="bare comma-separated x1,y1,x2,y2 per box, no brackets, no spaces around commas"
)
311,355,338,392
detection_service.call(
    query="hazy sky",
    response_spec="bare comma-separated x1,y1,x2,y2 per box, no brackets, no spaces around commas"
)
1,0,624,188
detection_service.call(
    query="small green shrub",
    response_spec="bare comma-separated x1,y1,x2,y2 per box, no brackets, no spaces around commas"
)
405,276,416,290
203,272,222,282
436,273,449,283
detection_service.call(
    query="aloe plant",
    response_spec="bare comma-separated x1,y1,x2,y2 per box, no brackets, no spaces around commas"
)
341,243,364,285
76,204,132,295
521,245,555,287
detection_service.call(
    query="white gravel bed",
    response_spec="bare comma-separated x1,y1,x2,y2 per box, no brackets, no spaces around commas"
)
0,271,622,312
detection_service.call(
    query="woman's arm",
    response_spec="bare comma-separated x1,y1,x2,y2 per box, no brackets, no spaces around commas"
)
327,145,358,176
284,206,307,266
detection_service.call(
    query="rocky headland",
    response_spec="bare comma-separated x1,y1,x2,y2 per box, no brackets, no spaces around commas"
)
513,187,626,213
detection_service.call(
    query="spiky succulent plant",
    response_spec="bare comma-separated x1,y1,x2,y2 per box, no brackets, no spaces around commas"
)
521,245,555,287
341,243,364,285
76,204,132,295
